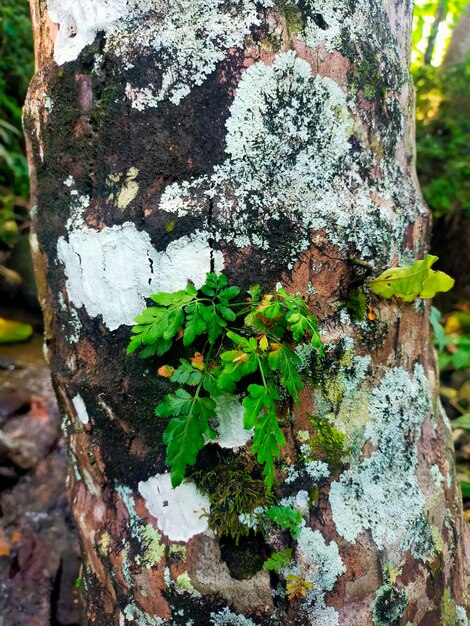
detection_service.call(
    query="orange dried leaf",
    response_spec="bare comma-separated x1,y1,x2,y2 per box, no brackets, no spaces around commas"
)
191,352,205,370
157,365,175,378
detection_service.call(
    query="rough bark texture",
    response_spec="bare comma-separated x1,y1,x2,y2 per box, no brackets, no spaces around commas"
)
25,1,470,625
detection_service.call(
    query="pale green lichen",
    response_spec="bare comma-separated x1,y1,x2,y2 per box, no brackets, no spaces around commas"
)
123,603,166,625
431,463,444,488
210,607,259,626
176,572,194,591
409,516,444,563
295,526,345,626
441,588,468,626
138,524,165,568
158,50,421,267
111,0,274,108
329,365,431,559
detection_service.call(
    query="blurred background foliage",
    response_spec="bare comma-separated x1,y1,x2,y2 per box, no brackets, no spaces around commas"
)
0,0,469,489
412,0,470,511
0,0,34,318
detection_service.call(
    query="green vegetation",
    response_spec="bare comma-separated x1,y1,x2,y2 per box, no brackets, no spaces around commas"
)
366,255,454,301
263,548,292,572
129,273,323,490
0,1,33,291
190,452,275,544
266,505,303,540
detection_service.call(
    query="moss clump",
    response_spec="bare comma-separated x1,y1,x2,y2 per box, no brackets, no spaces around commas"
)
440,588,464,626
274,0,304,35
306,413,346,469
189,451,275,544
345,287,367,322
372,583,408,625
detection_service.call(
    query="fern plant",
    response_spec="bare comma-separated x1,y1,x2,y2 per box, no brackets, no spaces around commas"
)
128,272,323,491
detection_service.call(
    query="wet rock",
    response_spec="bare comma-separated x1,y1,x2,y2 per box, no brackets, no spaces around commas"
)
0,356,18,371
0,385,31,418
1,397,59,470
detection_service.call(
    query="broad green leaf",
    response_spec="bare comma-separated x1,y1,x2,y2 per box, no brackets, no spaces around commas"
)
367,255,454,302
156,388,193,418
0,318,33,344
159,392,216,487
184,302,209,346
460,480,470,499
430,306,446,351
263,548,292,572
150,290,193,307
452,414,470,430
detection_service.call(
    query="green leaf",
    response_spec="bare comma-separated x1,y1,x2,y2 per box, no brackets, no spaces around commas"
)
243,384,278,429
266,505,303,540
158,391,216,487
252,403,286,490
218,351,259,393
430,306,446,351
171,360,203,386
248,284,262,302
184,301,209,346
452,414,470,430
460,480,470,499
268,344,303,403
219,286,241,301
150,290,194,307
156,388,193,418
0,318,33,343
263,548,292,572
367,255,454,302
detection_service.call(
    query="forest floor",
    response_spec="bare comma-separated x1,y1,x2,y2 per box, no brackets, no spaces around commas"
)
0,321,85,626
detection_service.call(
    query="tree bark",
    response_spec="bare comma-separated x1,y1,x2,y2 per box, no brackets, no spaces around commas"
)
25,1,470,625
442,2,470,68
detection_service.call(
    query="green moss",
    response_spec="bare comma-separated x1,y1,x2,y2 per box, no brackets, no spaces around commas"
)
306,413,346,469
441,588,459,626
345,287,367,322
372,583,408,625
274,0,304,35
189,451,275,544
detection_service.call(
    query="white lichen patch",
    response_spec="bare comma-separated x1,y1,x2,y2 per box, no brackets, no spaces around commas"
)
57,222,223,331
112,0,273,107
47,0,128,65
158,51,421,266
295,527,346,626
213,394,253,449
210,607,259,626
430,464,444,488
285,460,330,485
122,603,166,626
329,365,432,558
72,393,89,425
138,473,210,542
49,0,273,107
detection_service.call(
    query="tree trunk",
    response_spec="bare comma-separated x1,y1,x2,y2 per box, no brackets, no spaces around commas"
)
25,1,470,625
442,3,470,68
